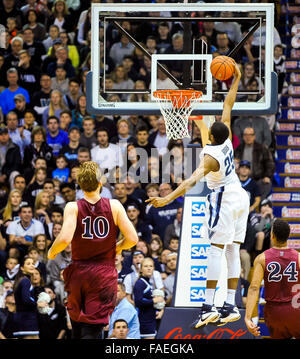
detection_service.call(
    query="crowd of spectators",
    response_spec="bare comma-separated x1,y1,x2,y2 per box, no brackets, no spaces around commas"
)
0,0,284,339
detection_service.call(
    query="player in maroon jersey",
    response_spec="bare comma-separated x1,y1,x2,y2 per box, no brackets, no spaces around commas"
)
48,161,138,339
245,219,300,339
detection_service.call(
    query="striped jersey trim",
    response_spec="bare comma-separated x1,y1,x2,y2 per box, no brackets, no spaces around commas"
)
208,187,224,229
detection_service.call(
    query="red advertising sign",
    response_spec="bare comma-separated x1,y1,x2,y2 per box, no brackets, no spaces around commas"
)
164,327,248,339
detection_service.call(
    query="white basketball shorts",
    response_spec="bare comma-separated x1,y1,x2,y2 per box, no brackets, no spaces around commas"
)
204,184,250,245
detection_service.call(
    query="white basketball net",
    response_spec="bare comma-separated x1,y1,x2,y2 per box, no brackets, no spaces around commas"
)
153,90,202,140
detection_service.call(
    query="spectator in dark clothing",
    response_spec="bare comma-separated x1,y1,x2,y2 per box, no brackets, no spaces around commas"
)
145,183,182,241
12,174,31,207
133,257,165,339
111,118,137,146
0,0,24,29
164,207,182,249
46,0,75,34
198,18,220,48
135,125,154,156
238,160,261,280
11,97,36,125
156,21,172,54
115,253,132,284
31,73,52,123
148,235,164,273
17,49,41,95
274,44,285,94
64,78,82,111
22,27,46,65
12,256,47,339
23,126,55,183
126,202,152,244
215,32,234,56
59,126,80,167
22,9,47,42
250,198,276,254
0,292,16,339
0,127,22,189
47,46,75,78
240,222,257,283
21,109,39,132
94,115,118,140
2,36,23,75
26,167,48,206
164,33,184,79
124,172,147,206
233,114,272,148
234,127,275,200
113,183,144,217
28,246,47,283
238,160,261,214
31,267,46,300
41,38,63,73
79,117,97,150
37,285,68,339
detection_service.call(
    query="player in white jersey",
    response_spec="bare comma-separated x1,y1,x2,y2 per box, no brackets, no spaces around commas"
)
146,62,249,327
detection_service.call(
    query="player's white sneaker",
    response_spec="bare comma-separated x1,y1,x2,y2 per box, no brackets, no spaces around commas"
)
191,304,220,328
217,302,241,326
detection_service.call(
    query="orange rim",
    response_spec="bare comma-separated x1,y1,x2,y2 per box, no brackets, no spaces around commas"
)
153,89,203,108
153,89,203,100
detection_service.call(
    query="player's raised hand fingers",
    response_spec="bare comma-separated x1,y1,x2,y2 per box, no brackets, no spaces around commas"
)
145,197,157,206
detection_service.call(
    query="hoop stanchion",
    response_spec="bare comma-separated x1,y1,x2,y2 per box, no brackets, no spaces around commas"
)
153,90,203,140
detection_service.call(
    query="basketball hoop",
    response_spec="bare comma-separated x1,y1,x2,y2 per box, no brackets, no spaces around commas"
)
153,89,203,140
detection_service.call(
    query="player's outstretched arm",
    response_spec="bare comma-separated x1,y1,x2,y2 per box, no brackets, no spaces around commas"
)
245,253,265,336
221,62,241,141
48,202,78,260
146,154,218,208
111,200,139,254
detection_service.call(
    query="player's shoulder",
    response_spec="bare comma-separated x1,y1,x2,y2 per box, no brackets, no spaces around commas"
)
109,199,124,212
254,252,265,268
64,201,78,213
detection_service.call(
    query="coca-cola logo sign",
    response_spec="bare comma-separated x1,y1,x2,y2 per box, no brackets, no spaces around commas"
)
164,327,248,339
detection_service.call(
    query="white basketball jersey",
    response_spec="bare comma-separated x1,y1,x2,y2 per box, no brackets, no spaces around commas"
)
200,138,241,190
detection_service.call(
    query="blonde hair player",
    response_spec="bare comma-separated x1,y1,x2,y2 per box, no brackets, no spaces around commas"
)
147,62,250,328
48,161,138,339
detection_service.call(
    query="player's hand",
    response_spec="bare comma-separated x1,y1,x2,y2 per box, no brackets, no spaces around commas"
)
48,250,56,260
244,318,260,336
146,196,170,208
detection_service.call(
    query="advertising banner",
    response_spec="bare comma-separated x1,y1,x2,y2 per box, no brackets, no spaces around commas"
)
173,181,227,308
157,307,254,339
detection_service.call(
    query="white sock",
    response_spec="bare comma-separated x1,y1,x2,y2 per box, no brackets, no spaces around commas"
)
227,289,236,305
205,288,215,306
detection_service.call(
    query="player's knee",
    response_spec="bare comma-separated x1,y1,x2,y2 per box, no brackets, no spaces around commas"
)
207,244,223,281
226,242,241,279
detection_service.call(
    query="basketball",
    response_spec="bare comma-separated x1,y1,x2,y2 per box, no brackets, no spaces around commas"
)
210,56,236,81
